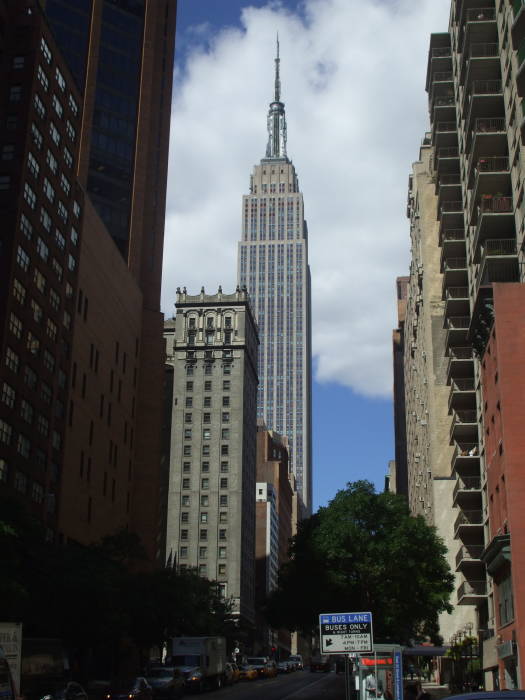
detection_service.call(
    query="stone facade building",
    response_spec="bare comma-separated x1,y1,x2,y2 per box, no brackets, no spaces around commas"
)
164,287,259,625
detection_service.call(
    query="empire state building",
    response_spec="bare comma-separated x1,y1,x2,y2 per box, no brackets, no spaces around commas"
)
238,41,312,513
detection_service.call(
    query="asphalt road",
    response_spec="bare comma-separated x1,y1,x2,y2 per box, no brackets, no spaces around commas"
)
210,671,347,700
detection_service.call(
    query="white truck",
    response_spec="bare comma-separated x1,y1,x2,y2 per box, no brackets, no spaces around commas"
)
170,637,227,691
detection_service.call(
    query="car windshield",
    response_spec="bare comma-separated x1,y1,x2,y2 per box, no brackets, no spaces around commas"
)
172,655,200,667
147,670,172,679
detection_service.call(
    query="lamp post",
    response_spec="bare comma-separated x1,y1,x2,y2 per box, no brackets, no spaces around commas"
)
464,622,474,690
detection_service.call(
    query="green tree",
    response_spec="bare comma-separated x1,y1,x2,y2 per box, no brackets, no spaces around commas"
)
265,481,454,644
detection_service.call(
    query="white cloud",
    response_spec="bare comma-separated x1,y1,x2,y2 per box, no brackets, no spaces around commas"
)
162,0,450,397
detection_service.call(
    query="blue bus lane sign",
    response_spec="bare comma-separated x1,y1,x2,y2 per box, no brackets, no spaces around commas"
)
319,612,374,654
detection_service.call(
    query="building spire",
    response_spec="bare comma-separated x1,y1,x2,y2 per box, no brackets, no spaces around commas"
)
265,34,287,160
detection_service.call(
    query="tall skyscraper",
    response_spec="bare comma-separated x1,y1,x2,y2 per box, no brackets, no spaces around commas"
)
238,41,312,513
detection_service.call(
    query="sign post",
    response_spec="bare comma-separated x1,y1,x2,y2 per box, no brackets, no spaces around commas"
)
319,612,373,654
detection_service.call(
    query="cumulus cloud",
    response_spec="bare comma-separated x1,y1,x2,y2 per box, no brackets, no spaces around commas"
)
162,0,450,397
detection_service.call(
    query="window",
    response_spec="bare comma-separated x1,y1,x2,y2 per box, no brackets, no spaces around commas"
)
31,123,43,149
221,445,229,456
202,445,210,456
24,182,36,209
30,299,43,322
13,279,26,304
36,237,49,261
43,350,55,372
182,478,190,489
201,478,209,489
187,332,195,346
34,269,46,292
224,331,232,344
43,177,55,203
27,153,40,177
204,380,212,391
185,412,192,423
185,396,193,408
186,365,194,376
9,86,22,102
0,419,13,445
179,547,188,558
20,214,33,239
68,93,78,116
219,529,227,540
55,229,66,250
203,429,211,440
70,226,78,245
51,258,63,281
52,94,63,118
36,414,49,436
181,512,189,523
183,445,191,456
55,67,66,91
57,201,68,222
204,364,212,375
46,149,58,174
26,331,39,355
218,564,226,576
41,382,52,403
200,529,207,541
203,413,211,424
6,116,17,130
60,173,71,196
203,396,211,407
184,428,192,440
40,207,52,232
14,470,27,493
63,310,71,329
224,316,232,328
0,176,10,191
23,367,36,390
63,146,73,169
65,120,75,141
223,364,231,375
73,200,81,218
5,347,19,373
34,93,46,119
9,312,22,339
220,461,228,473
2,144,15,161
13,55,25,69
218,547,227,559
17,434,31,458
201,461,209,472
199,547,207,558
51,430,61,450
223,396,230,407
198,564,207,577
200,512,208,523
220,495,228,506
219,511,228,523
49,122,60,146
222,412,230,423
49,288,60,310
37,65,49,91
181,495,190,506
222,380,231,391
221,429,230,439
1,383,15,408
186,381,194,391
32,482,44,504
67,253,76,272
201,495,209,506
0,459,7,482
40,37,52,64
183,462,191,473
220,475,228,488
180,529,188,540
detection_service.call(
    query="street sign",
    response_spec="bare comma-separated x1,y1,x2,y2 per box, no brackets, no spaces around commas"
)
319,612,373,654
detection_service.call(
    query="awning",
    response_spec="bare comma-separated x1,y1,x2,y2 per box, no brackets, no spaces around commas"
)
403,646,447,657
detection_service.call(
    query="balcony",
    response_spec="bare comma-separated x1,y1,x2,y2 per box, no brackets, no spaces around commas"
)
465,116,506,160
437,177,462,215
463,79,503,126
444,287,469,321
476,240,520,294
461,42,500,92
450,409,477,444
432,95,456,125
449,377,476,412
430,71,454,107
434,120,458,149
455,544,484,569
469,158,511,226
453,474,482,504
442,257,468,288
454,508,483,536
445,316,470,349
447,347,474,383
471,196,514,259
457,579,487,605
459,8,497,53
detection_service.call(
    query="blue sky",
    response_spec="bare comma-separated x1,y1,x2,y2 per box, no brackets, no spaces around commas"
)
165,0,450,510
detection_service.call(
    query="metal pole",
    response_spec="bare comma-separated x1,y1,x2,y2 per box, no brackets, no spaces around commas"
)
345,655,351,700
374,650,378,700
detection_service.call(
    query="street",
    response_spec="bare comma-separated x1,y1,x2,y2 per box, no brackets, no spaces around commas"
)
211,671,346,700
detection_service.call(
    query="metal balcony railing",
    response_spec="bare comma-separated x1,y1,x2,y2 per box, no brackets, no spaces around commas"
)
444,257,467,270
446,287,469,300
452,378,475,391
454,409,477,424
481,238,517,257
468,42,499,58
447,316,470,330
478,195,513,214
458,580,487,598
453,442,479,458
436,121,458,132
454,509,483,531
449,347,473,360
432,47,452,58
442,229,465,242
441,204,463,218
470,79,502,96
476,156,509,174
466,8,496,21
473,117,506,133
438,147,460,158
434,96,455,108
434,71,453,82
455,544,484,568
440,175,461,186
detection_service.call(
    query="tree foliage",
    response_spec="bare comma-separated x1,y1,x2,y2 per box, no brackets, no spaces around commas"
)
265,481,454,644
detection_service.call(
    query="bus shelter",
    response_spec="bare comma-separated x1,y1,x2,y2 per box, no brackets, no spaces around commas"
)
356,644,404,700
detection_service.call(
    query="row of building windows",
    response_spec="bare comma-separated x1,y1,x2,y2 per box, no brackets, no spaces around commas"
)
184,428,230,440
181,494,228,507
186,380,231,392
181,477,229,489
182,461,229,473
0,459,46,504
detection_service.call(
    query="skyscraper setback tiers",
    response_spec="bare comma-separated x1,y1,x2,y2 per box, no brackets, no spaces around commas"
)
237,41,312,514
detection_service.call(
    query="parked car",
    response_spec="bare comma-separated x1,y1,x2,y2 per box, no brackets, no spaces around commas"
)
245,657,268,678
105,678,153,700
288,655,303,670
145,667,184,699
39,682,89,700
238,665,257,681
277,661,291,674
